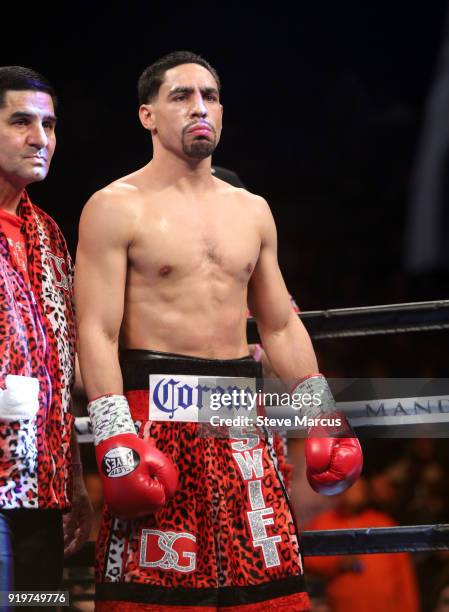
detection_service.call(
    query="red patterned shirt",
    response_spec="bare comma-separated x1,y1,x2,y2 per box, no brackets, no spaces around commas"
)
0,208,30,284
0,192,76,509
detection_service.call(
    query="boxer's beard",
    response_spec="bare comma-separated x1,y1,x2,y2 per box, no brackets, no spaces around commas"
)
183,138,216,159
182,123,217,159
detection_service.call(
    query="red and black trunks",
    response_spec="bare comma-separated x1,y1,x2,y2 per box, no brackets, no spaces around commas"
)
95,349,310,611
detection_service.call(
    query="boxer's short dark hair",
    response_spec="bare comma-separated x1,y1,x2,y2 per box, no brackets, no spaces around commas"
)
138,51,220,104
0,66,57,109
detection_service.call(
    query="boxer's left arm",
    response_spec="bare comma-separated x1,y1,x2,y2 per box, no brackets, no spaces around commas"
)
247,197,362,495
247,197,317,380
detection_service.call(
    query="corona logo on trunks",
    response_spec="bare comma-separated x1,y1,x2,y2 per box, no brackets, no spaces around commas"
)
102,446,139,478
139,529,196,573
149,374,256,422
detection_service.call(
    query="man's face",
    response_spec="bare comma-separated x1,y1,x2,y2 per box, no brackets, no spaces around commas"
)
0,90,56,189
145,63,222,160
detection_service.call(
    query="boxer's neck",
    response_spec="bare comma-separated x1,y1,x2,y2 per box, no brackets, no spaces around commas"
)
147,149,214,194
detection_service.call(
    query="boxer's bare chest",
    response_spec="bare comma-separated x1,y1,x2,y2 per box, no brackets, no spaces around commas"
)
129,192,260,285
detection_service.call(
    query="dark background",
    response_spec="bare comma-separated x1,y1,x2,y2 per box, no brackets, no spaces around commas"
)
2,1,449,310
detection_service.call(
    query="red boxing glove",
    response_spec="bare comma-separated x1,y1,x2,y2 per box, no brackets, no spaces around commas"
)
88,395,178,519
291,374,363,496
305,412,363,496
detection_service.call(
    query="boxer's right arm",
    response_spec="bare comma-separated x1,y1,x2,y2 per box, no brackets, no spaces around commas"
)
75,189,130,398
75,190,177,518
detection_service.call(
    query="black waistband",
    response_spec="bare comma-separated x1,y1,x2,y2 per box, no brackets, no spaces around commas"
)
96,574,307,606
120,349,262,391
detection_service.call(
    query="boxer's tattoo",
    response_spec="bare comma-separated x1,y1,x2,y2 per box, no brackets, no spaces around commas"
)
88,395,136,445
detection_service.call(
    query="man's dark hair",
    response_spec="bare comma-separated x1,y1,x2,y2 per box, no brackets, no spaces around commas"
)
0,66,57,109
138,51,220,104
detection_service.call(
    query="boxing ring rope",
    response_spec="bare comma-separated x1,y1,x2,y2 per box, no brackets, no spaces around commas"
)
302,524,449,556
68,299,449,568
247,299,449,342
65,525,449,568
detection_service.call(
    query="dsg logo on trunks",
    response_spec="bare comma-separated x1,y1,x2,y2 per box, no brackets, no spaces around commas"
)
149,375,257,422
140,529,196,573
101,447,140,478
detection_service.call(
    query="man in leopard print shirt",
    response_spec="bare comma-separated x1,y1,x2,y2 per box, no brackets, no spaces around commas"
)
0,66,92,596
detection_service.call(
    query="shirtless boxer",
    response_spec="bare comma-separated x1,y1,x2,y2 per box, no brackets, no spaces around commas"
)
75,51,363,611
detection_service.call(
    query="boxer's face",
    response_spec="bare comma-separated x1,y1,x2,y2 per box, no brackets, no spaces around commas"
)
0,90,56,189
141,63,223,160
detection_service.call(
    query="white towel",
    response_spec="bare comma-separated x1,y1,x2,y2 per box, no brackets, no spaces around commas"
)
0,375,40,419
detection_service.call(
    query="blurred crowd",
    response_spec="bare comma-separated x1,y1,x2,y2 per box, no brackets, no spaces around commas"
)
290,437,449,611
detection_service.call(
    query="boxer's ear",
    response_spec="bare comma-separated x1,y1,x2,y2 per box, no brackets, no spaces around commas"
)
139,103,156,133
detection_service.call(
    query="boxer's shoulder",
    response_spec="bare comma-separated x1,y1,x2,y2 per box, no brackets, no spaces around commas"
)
234,187,270,214
235,190,274,229
79,180,144,247
81,176,144,225
88,177,142,208
212,177,269,211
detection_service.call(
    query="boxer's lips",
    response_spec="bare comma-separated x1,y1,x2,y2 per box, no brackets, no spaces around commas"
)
187,124,213,137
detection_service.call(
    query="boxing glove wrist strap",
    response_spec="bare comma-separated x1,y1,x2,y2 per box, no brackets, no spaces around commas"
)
87,394,136,446
291,373,336,418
